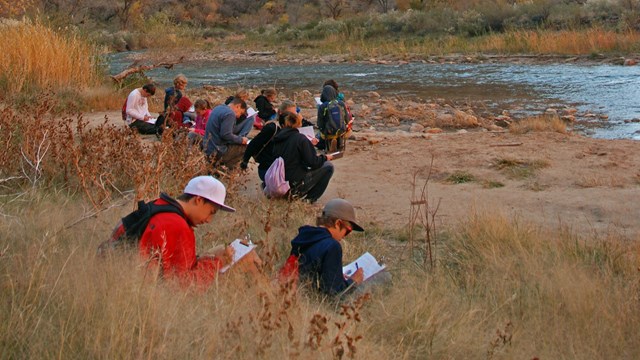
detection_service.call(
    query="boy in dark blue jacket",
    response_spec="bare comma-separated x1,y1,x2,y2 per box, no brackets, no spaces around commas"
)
290,199,364,296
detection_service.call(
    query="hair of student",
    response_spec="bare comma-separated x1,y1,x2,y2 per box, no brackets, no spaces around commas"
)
142,83,156,96
261,88,277,97
229,97,247,109
280,111,300,128
194,99,211,110
278,100,296,113
235,88,249,99
174,74,188,86
323,79,339,91
316,215,339,228
177,193,216,206
177,193,195,202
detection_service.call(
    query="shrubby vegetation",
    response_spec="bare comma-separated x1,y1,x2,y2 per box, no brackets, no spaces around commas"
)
1,0,639,52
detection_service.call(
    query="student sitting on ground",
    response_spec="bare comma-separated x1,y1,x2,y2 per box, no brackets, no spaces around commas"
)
271,111,335,203
254,88,277,124
138,176,237,287
203,98,251,169
187,99,212,144
288,198,364,296
241,100,316,183
124,83,157,135
160,74,195,129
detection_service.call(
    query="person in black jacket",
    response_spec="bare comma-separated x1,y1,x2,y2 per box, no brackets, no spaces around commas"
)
254,88,277,121
271,111,335,203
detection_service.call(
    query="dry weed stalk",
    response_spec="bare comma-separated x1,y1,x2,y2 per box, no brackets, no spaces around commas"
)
0,93,217,209
408,155,441,269
331,293,370,359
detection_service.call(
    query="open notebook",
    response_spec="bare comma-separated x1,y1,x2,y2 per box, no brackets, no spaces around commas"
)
219,239,257,273
342,252,386,282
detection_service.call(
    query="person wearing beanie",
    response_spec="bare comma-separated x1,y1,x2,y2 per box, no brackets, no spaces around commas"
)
288,198,364,296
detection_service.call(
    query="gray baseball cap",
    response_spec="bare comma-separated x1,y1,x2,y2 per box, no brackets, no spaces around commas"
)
322,198,364,232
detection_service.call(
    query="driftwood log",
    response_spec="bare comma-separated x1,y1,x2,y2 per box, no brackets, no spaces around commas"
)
110,56,185,83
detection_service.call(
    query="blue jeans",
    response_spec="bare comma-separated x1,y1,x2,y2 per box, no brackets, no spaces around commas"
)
234,116,254,137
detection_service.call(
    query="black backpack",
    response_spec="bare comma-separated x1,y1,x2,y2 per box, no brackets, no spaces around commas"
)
98,193,185,254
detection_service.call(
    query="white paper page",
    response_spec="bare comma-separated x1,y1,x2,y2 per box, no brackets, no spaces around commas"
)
314,97,322,106
246,107,258,118
219,239,257,273
342,252,386,282
145,117,157,125
297,126,316,141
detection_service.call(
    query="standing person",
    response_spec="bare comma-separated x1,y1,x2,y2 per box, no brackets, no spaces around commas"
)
288,198,364,296
271,111,335,203
124,83,158,135
203,98,252,169
138,176,237,287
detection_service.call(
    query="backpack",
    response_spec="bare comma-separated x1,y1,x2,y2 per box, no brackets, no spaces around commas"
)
277,254,300,286
320,100,348,137
263,157,290,198
97,193,185,254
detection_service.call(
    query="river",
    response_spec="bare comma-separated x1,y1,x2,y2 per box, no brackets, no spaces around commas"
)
108,53,640,140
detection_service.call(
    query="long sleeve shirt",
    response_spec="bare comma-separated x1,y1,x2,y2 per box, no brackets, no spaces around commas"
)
125,88,151,125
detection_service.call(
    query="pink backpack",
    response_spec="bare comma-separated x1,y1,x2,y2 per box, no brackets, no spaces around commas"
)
264,157,290,198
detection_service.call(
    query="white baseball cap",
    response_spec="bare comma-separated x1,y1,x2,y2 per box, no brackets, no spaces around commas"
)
184,176,236,212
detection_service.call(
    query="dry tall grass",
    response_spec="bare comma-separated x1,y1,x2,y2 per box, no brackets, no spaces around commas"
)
2,190,639,358
0,21,100,95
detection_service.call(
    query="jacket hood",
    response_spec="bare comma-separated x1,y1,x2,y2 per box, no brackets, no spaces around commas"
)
272,127,299,143
291,225,333,249
320,85,338,102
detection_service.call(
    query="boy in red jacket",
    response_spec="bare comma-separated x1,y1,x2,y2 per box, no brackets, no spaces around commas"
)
139,176,237,287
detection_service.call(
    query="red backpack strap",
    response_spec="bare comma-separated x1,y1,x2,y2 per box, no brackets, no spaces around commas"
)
278,254,299,284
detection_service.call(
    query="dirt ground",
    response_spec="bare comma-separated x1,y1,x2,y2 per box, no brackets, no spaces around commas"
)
89,110,640,239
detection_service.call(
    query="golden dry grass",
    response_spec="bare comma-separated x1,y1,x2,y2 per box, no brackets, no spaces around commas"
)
0,21,100,95
509,115,567,135
2,191,640,359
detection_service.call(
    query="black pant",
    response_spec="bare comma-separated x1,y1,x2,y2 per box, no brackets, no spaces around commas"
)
291,162,334,203
129,120,158,135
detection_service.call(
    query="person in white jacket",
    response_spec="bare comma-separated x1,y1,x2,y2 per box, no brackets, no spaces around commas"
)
125,83,157,135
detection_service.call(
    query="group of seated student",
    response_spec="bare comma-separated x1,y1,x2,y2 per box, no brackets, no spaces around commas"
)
123,79,345,201
122,174,365,298
118,80,380,297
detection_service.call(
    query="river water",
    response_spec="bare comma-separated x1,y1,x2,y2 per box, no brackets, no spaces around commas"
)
109,53,640,139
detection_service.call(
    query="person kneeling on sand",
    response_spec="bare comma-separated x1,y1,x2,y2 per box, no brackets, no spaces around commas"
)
203,98,252,169
271,111,335,203
287,199,364,296
138,176,258,287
